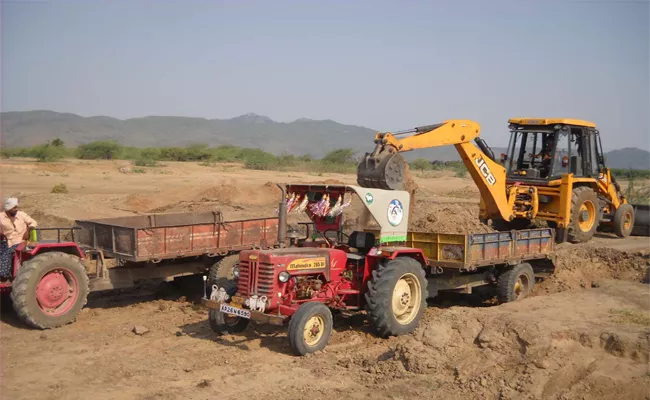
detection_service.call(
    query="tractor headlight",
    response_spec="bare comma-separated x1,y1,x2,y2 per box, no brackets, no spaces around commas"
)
279,271,290,283
232,266,240,279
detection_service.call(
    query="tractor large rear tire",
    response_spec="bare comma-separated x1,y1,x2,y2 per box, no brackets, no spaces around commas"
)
613,204,635,238
365,257,428,338
567,186,600,243
11,252,89,329
209,254,239,288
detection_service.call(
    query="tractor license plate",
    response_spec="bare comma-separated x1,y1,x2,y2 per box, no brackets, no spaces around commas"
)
220,304,251,319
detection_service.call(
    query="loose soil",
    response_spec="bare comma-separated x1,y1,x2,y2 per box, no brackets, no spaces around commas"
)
1,159,649,400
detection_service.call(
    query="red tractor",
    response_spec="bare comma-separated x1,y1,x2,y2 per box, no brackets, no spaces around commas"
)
202,184,429,355
1,228,89,329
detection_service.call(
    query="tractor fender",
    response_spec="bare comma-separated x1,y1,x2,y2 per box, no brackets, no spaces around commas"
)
28,243,85,259
370,247,427,267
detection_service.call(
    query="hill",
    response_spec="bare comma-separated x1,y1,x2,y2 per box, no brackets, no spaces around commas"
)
1,111,648,167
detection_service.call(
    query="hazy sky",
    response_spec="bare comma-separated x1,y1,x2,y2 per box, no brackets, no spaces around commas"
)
2,0,649,150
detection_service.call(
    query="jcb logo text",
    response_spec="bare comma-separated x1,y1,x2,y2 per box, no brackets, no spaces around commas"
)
475,157,496,186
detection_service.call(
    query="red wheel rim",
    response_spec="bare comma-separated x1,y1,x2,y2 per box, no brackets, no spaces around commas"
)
35,268,79,317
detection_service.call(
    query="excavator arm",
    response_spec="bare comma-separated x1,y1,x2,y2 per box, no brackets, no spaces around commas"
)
357,120,515,222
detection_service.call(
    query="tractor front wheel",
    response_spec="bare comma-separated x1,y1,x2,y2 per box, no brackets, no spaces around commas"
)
208,280,249,335
288,302,333,356
10,251,89,329
365,257,428,338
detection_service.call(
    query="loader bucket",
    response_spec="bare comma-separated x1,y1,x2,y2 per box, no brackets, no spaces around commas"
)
357,149,408,190
631,204,650,236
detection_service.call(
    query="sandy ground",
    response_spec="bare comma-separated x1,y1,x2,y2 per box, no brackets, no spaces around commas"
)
1,158,649,400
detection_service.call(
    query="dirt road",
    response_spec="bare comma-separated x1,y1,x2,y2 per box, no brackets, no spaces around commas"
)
1,159,649,400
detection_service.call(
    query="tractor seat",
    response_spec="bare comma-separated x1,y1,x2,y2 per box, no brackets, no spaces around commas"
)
346,231,376,261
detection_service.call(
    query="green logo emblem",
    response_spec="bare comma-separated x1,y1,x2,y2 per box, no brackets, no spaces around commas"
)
365,193,374,204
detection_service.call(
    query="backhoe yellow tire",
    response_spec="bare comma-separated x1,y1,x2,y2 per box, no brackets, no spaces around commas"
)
567,186,600,243
288,302,333,356
613,204,635,238
365,257,428,338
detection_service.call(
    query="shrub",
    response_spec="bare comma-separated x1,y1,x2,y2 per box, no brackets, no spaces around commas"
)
51,183,68,193
33,144,68,162
322,148,356,164
132,168,146,174
132,158,158,167
159,147,189,161
185,143,212,161
411,158,433,171
76,141,122,160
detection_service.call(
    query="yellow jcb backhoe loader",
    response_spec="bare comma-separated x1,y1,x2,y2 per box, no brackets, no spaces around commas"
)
356,118,649,243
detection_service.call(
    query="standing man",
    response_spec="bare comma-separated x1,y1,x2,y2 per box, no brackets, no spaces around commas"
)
0,197,38,278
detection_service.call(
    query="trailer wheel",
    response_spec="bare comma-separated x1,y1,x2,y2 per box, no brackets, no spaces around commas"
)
288,302,333,356
208,280,249,335
613,204,635,238
209,254,239,288
497,263,534,303
10,252,89,329
365,257,428,338
567,186,600,243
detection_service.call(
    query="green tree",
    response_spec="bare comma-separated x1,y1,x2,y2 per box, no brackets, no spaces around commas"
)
33,144,67,162
51,138,65,147
322,148,356,164
411,158,432,171
75,141,123,160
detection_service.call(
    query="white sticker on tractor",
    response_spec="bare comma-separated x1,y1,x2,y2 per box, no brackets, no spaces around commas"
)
387,199,404,226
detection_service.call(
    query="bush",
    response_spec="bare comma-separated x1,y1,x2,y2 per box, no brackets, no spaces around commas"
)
411,158,433,171
159,147,189,161
132,168,146,174
33,144,68,162
185,143,212,161
132,158,158,167
51,183,68,193
76,141,122,160
322,148,356,164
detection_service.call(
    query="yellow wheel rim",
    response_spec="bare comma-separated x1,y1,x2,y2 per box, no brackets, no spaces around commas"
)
391,273,422,325
623,211,633,230
577,201,596,232
303,315,325,347
514,275,529,299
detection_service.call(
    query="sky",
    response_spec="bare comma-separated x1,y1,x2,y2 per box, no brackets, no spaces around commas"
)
1,0,649,150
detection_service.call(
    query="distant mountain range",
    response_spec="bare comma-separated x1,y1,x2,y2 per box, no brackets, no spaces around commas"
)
1,110,648,169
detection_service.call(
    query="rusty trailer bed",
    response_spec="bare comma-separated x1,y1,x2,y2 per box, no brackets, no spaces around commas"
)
76,211,279,262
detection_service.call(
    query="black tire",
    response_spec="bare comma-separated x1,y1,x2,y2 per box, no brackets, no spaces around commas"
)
10,252,89,329
208,280,249,335
497,263,534,303
209,254,239,288
287,302,333,356
492,218,532,231
365,257,428,338
613,204,635,238
567,186,600,243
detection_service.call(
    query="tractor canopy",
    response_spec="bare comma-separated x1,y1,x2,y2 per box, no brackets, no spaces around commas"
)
284,184,410,244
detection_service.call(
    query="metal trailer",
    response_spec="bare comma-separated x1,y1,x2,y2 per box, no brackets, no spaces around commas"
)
75,211,280,291
368,227,556,296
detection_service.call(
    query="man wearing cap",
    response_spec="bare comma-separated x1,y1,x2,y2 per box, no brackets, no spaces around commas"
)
0,197,38,278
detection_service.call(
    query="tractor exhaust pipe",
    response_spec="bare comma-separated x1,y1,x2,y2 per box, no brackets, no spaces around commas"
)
277,184,287,247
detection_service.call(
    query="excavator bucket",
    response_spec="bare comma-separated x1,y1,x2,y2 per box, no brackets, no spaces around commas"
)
632,204,650,236
357,148,408,190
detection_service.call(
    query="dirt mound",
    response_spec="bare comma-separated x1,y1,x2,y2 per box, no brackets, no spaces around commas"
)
123,194,155,213
410,202,494,234
199,182,240,203
446,185,480,199
354,282,650,399
538,246,650,294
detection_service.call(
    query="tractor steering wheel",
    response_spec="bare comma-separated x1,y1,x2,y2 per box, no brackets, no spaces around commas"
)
321,229,350,247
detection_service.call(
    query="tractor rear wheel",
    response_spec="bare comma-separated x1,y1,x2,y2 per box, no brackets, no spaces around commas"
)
288,302,333,356
365,257,428,338
209,254,239,288
567,186,600,243
10,251,89,329
613,204,635,238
